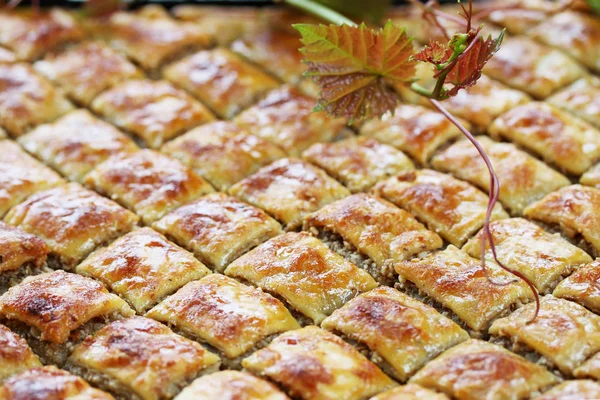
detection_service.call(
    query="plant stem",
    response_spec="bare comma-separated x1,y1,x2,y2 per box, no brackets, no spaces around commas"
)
429,98,540,322
282,0,357,26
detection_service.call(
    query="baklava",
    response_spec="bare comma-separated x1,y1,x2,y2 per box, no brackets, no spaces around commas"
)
370,385,450,400
161,121,285,191
153,193,282,272
303,193,442,284
4,183,139,270
0,323,41,384
554,260,600,313
225,232,377,325
76,228,211,314
84,150,214,224
242,326,397,400
548,77,600,129
146,274,300,368
0,270,134,366
535,380,600,400
581,163,600,188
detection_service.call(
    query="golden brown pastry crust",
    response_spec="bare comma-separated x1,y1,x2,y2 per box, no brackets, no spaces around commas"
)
489,295,600,375
484,37,585,99
4,183,139,269
372,170,508,247
0,222,47,275
395,246,533,331
0,323,41,384
0,140,64,217
161,121,285,191
432,137,570,215
574,353,600,380
359,104,464,165
34,42,143,105
18,110,138,182
370,385,450,400
153,193,282,272
302,137,414,193
163,48,279,119
91,79,214,149
234,86,347,156
68,317,219,400
0,63,73,137
241,326,397,400
77,227,211,314
225,232,377,324
84,150,214,224
489,102,600,175
524,184,600,255
486,0,557,34
464,218,592,294
146,274,299,358
303,193,442,267
0,271,133,344
548,77,600,129
321,286,469,381
581,163,600,188
409,339,557,400
229,158,351,230
174,370,290,400
0,366,114,400
535,380,600,400
0,9,83,61
554,260,600,313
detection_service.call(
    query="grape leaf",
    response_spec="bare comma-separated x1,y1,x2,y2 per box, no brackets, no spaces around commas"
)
413,41,452,65
295,20,416,122
587,0,600,14
444,30,504,96
313,0,392,24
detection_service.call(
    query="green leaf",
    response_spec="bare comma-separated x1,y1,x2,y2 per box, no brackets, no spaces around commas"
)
295,20,416,123
587,0,600,14
313,0,392,24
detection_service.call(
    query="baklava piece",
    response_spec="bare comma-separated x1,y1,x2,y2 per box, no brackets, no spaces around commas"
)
554,260,600,313
242,326,396,400
489,102,600,175
225,232,377,325
163,48,279,119
234,86,347,156
91,79,214,148
409,339,557,400
489,295,600,376
84,150,213,225
34,42,143,106
548,77,600,129
432,137,570,215
0,270,134,366
0,324,41,384
302,137,414,193
146,274,299,368
0,222,49,294
18,110,138,182
395,246,533,333
161,121,285,191
66,317,219,400
359,104,463,165
89,6,211,76
486,0,558,34
575,353,600,380
464,218,592,294
581,163,600,188
0,140,64,217
229,158,350,230
524,184,600,257
303,194,442,284
321,286,469,382
174,370,290,400
484,37,585,99
4,183,139,270
0,366,114,400
153,193,281,272
373,170,508,247
536,380,600,400
370,385,450,400
232,26,305,83
77,228,211,314
0,8,83,61
0,63,73,137
530,11,600,73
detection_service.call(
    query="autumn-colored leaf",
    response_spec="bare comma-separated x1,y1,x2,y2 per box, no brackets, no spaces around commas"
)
413,41,452,65
294,20,416,122
444,29,504,96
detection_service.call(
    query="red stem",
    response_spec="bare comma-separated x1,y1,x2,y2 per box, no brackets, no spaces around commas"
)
429,98,540,322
